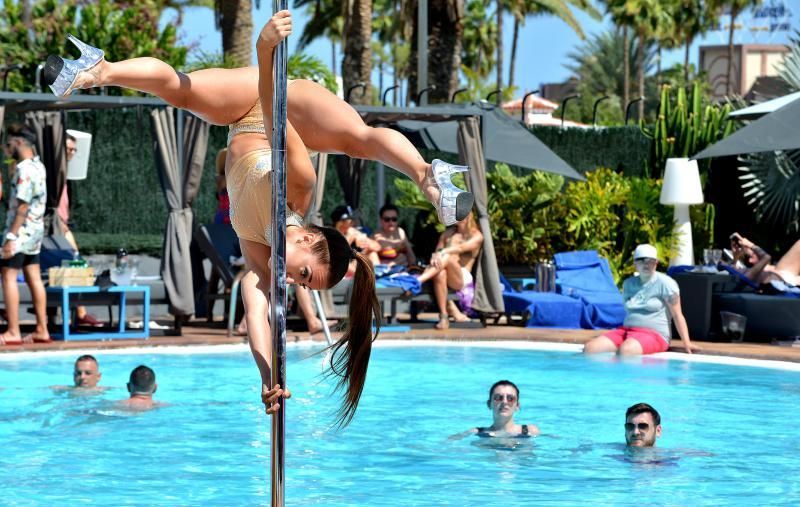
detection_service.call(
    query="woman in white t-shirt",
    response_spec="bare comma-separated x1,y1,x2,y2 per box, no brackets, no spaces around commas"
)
583,244,698,356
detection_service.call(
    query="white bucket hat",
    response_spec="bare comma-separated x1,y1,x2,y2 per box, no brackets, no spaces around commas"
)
633,244,658,260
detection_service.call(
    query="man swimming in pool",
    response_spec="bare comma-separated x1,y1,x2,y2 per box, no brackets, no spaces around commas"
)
625,403,661,448
73,354,102,389
119,365,159,411
450,380,540,439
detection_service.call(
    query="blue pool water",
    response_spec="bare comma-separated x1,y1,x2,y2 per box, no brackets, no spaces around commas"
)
1,344,800,506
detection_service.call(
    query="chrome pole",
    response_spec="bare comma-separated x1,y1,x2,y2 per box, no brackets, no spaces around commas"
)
270,0,288,505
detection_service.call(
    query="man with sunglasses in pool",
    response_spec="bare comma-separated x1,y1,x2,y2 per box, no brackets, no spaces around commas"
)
450,380,540,440
583,244,698,356
625,403,661,447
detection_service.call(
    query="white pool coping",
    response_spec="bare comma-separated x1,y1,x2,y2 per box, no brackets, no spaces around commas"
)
1,340,800,372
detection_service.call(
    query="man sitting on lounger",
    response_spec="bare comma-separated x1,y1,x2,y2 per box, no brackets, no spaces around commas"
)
119,365,159,410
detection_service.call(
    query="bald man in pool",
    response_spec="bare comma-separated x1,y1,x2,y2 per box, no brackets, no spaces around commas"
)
73,354,102,389
119,365,159,410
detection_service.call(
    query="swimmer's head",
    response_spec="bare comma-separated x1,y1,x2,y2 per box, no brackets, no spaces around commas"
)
74,354,101,388
625,403,661,447
487,380,520,418
285,224,380,427
127,365,157,396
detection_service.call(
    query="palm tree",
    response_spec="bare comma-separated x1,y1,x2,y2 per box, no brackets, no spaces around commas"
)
295,0,343,75
604,0,633,118
404,0,465,104
507,0,601,90
462,0,497,81
495,0,503,103
342,0,373,104
671,0,720,82
215,0,254,67
722,0,762,95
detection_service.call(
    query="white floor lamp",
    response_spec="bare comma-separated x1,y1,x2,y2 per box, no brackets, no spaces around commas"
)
660,158,704,266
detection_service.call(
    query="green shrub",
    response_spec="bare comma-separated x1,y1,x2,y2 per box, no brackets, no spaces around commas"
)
74,233,163,256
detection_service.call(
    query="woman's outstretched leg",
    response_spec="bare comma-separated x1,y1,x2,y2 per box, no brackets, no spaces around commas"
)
286,79,471,222
46,37,260,126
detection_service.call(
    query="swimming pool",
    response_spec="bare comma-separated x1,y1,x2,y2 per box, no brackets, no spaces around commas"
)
2,343,799,506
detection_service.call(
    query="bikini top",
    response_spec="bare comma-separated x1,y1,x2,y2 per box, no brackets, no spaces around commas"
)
475,425,531,438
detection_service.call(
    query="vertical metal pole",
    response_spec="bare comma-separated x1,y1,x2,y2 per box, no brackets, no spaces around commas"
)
270,1,288,506
417,0,428,106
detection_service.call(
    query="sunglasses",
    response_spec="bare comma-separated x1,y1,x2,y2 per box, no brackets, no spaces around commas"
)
382,216,398,222
624,422,651,431
66,147,78,153
492,394,517,403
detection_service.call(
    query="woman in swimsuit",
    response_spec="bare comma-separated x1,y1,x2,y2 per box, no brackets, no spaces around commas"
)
416,212,482,329
42,11,472,228
451,380,540,439
48,14,382,425
729,232,800,287
371,203,416,268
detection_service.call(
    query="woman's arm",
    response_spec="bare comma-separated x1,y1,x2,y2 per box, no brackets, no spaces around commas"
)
665,294,698,354
739,237,772,282
239,239,289,413
440,230,483,256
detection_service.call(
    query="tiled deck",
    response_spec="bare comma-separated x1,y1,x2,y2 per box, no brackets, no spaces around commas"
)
3,317,800,364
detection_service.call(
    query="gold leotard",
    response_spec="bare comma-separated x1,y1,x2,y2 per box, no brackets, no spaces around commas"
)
227,102,305,246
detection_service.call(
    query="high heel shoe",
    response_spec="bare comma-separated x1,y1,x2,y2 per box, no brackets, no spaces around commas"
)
429,159,474,226
43,34,104,97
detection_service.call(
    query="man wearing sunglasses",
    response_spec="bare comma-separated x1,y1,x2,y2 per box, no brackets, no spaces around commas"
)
625,403,662,447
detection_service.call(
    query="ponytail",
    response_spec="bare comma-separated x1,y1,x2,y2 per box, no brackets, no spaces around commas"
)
327,251,381,427
308,224,381,426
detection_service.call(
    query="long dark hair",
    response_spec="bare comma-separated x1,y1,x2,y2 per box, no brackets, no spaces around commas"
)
310,224,381,426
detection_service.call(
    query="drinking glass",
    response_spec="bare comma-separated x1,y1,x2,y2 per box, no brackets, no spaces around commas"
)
711,249,723,267
703,249,714,268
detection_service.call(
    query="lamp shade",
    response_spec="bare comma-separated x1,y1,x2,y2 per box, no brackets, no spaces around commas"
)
660,158,703,205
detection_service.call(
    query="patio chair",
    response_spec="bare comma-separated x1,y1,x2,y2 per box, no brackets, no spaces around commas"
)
553,250,625,329
193,223,243,334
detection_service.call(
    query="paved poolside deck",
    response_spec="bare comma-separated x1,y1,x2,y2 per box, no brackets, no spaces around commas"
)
2,316,800,364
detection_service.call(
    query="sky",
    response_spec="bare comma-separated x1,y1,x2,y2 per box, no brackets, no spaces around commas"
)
168,0,800,99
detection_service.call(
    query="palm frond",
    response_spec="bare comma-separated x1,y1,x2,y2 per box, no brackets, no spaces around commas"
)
738,149,800,232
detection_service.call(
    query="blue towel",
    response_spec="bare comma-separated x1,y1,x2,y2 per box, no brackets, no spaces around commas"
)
376,273,421,295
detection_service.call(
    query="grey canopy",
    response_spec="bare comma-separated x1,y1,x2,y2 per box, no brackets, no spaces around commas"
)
694,97,800,159
457,117,504,313
24,110,68,236
151,108,210,317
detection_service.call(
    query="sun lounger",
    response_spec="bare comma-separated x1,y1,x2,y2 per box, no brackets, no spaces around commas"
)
553,251,625,329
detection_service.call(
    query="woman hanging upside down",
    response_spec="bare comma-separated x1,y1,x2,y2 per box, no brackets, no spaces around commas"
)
45,13,392,426
42,10,473,226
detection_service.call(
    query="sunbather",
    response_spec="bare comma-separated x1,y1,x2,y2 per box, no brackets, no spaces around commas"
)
728,233,800,287
583,244,698,355
371,203,416,269
332,205,380,267
415,212,482,329
42,10,473,227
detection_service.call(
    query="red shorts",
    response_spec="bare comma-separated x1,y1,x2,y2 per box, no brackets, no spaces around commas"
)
603,326,670,354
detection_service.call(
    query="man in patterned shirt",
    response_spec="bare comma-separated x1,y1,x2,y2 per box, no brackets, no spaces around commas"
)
0,124,50,345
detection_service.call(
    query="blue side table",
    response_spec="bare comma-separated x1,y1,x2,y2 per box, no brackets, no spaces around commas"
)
47,285,150,341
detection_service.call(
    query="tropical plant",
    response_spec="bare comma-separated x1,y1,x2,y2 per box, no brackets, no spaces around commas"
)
295,0,343,75
506,0,601,89
738,149,800,233
565,29,657,124
0,0,187,93
214,0,254,67
722,0,762,95
670,0,720,82
641,82,735,178
461,0,497,81
778,29,800,91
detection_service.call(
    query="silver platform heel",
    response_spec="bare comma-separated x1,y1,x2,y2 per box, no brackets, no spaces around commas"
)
43,34,105,97
430,159,474,226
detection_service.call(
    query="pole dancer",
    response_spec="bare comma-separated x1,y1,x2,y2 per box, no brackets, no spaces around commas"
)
269,0,289,504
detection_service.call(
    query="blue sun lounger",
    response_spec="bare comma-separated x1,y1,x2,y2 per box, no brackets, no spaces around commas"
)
553,250,625,329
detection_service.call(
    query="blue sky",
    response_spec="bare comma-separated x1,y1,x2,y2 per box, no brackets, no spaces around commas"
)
169,1,799,98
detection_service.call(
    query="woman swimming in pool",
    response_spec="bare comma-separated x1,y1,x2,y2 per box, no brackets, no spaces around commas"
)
42,10,472,227
451,380,540,439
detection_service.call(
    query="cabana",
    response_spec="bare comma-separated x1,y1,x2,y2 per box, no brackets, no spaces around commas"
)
0,91,208,330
